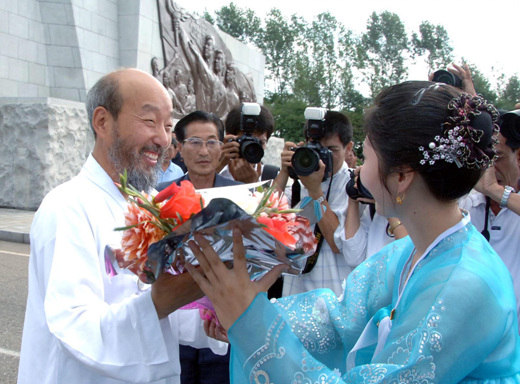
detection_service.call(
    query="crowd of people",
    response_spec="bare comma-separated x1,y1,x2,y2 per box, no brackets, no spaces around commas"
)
16,63,520,384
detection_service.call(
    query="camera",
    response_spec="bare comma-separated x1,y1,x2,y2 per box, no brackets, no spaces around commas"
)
290,107,332,180
232,102,264,163
345,169,373,200
432,69,462,88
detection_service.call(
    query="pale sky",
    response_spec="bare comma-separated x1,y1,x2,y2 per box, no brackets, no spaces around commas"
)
176,0,519,84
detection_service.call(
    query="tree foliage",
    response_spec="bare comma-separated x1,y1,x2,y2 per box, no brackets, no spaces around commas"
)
204,4,520,142
213,3,261,45
411,21,454,70
357,12,410,99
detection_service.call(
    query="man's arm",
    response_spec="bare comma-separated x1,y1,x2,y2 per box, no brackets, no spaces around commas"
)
299,162,340,253
273,141,298,192
475,167,520,215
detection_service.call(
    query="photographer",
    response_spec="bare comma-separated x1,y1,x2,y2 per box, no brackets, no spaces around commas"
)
430,62,476,94
218,104,279,183
273,110,354,297
459,108,520,331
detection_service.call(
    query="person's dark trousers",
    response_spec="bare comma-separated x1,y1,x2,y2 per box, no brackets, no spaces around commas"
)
180,345,230,384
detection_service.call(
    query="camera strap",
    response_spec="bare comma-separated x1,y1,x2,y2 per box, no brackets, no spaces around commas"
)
481,196,491,242
301,174,334,274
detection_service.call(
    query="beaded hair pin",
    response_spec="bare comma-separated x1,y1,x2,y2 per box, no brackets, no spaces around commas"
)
418,93,499,169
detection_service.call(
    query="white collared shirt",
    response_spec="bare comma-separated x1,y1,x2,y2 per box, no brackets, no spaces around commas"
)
282,162,356,296
18,155,225,384
460,190,520,328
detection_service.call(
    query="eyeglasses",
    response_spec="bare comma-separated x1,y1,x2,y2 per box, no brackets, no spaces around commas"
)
183,137,223,150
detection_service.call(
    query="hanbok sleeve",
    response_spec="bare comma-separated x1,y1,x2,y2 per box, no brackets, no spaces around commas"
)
227,244,399,383
345,243,520,383
228,235,520,383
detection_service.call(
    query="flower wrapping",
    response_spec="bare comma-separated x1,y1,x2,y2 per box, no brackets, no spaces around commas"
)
105,176,318,323
105,177,317,284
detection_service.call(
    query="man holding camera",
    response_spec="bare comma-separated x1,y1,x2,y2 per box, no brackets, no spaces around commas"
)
218,103,279,183
156,111,242,192
274,110,355,297
459,109,520,330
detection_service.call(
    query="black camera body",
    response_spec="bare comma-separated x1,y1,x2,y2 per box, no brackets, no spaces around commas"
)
291,107,332,180
432,69,462,88
345,169,373,200
231,102,264,164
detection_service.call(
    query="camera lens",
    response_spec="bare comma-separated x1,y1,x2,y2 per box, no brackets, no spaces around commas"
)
345,169,373,200
432,70,462,88
240,140,264,163
291,147,320,176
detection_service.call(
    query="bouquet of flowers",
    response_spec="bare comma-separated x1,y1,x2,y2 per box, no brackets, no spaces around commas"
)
105,172,317,289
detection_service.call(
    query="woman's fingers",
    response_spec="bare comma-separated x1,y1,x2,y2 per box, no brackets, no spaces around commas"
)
231,227,247,272
256,264,288,292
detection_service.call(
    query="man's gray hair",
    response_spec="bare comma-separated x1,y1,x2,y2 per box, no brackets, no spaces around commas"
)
85,73,124,137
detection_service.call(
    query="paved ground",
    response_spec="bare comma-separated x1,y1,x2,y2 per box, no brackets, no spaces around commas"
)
0,209,33,382
0,240,29,384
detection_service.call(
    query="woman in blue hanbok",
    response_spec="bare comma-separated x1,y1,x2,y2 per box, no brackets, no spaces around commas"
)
186,81,520,383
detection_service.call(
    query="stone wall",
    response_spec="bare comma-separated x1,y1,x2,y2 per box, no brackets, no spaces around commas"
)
0,0,268,210
0,98,92,210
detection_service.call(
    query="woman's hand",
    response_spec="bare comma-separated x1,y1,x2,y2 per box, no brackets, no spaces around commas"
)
186,228,288,330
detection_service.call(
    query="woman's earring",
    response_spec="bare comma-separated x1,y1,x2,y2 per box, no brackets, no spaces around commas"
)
396,193,405,205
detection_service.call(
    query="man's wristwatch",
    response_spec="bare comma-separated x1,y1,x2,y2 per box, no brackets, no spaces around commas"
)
315,195,326,205
500,186,514,208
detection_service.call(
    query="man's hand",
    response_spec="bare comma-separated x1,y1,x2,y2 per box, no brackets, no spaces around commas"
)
280,141,300,172
448,63,476,94
229,158,262,183
151,271,204,319
216,134,239,173
475,166,504,202
298,161,326,199
203,319,229,343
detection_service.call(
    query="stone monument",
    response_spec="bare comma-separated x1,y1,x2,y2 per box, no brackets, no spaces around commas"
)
0,0,270,211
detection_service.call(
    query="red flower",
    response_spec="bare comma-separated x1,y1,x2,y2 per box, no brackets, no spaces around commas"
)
154,182,181,203
159,180,204,223
257,216,297,249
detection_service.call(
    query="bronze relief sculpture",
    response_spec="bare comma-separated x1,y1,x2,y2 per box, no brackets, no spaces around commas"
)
154,0,257,119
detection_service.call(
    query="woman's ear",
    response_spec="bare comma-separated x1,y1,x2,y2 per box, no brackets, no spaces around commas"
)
396,166,416,194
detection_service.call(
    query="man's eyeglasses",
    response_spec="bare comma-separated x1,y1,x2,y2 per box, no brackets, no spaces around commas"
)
183,137,223,149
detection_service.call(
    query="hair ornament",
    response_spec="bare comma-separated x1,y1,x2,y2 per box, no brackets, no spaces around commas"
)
418,93,499,169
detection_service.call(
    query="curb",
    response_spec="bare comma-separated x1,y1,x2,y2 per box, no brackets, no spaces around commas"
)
0,230,30,244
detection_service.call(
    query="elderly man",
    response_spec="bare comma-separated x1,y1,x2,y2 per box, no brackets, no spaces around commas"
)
18,69,225,384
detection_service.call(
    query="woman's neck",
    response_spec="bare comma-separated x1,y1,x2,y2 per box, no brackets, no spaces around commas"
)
401,200,463,258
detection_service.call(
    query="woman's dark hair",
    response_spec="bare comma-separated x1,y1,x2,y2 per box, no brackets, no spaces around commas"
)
174,111,224,142
364,81,497,202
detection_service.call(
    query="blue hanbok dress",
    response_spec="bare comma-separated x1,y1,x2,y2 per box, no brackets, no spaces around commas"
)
228,213,520,383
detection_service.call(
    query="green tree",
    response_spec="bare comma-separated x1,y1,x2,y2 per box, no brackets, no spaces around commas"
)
264,93,307,143
411,21,454,71
357,11,409,100
468,63,498,103
495,75,520,110
213,3,261,44
255,9,303,95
